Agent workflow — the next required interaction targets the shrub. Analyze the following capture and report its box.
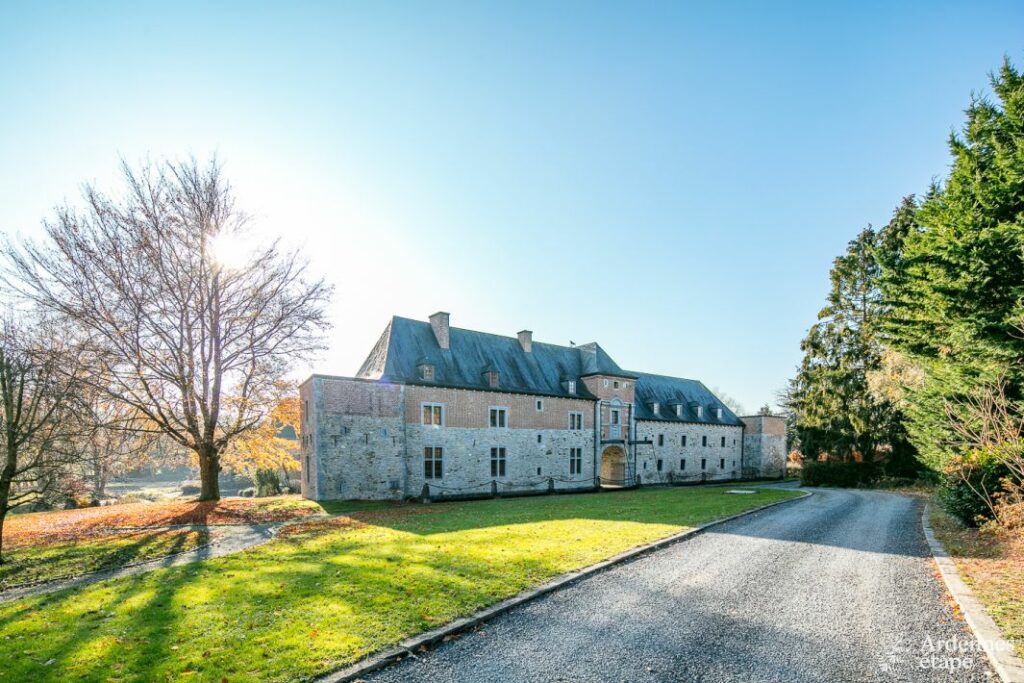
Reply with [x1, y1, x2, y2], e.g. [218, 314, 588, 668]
[940, 459, 1010, 527]
[180, 483, 201, 496]
[800, 460, 879, 487]
[255, 469, 282, 497]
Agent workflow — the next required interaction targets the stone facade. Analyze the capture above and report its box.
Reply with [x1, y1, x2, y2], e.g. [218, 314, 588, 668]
[634, 420, 744, 484]
[741, 415, 788, 479]
[301, 313, 786, 501]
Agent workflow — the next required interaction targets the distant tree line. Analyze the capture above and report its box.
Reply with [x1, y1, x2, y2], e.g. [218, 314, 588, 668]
[783, 59, 1024, 527]
[0, 157, 331, 561]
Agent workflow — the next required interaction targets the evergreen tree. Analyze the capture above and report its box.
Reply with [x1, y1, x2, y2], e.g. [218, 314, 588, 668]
[788, 211, 916, 466]
[881, 59, 1024, 471]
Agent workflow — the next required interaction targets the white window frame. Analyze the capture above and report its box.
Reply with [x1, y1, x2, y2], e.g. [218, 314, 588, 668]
[603, 379, 609, 388]
[567, 380, 577, 394]
[490, 447, 507, 477]
[489, 406, 509, 429]
[696, 406, 704, 419]
[536, 399, 544, 412]
[421, 402, 445, 427]
[568, 411, 584, 430]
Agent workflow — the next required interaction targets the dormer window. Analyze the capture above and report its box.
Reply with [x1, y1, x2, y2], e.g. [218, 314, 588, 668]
[567, 380, 576, 394]
[482, 365, 499, 388]
[695, 406, 704, 419]
[650, 402, 660, 415]
[416, 358, 435, 382]
[715, 407, 723, 420]
[675, 405, 683, 418]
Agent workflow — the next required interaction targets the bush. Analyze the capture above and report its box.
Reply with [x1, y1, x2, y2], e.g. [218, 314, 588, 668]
[800, 460, 879, 487]
[180, 483, 201, 496]
[939, 460, 1009, 527]
[255, 469, 282, 497]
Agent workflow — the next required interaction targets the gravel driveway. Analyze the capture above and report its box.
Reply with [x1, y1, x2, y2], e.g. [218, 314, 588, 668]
[363, 488, 993, 682]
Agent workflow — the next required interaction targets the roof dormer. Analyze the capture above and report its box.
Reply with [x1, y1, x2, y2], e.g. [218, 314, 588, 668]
[416, 357, 435, 382]
[650, 401, 660, 416]
[482, 364, 500, 389]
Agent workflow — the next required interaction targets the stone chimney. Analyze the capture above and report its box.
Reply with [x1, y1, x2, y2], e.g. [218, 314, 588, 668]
[429, 311, 450, 350]
[517, 329, 533, 353]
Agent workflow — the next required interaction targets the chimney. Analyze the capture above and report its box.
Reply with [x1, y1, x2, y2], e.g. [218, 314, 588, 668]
[517, 329, 533, 353]
[429, 311, 450, 350]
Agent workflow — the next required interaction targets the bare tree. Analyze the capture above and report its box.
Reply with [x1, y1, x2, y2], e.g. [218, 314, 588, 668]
[0, 314, 85, 562]
[3, 158, 332, 500]
[72, 394, 155, 504]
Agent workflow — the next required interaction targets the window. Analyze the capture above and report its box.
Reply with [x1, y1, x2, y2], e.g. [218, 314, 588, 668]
[702, 435, 708, 447]
[721, 436, 726, 447]
[681, 435, 687, 447]
[537, 434, 543, 443]
[305, 454, 311, 480]
[424, 447, 443, 479]
[603, 379, 609, 388]
[715, 407, 723, 419]
[676, 405, 683, 418]
[421, 364, 434, 381]
[536, 399, 544, 411]
[701, 458, 707, 470]
[696, 406, 703, 418]
[490, 447, 506, 477]
[651, 402, 660, 415]
[613, 380, 619, 389]
[567, 380, 577, 394]
[568, 412, 584, 430]
[720, 458, 725, 469]
[570, 447, 583, 475]
[624, 382, 630, 388]
[658, 434, 664, 446]
[537, 467, 542, 475]
[610, 409, 620, 425]
[657, 459, 663, 472]
[422, 403, 444, 426]
[304, 400, 308, 424]
[489, 407, 508, 428]
[680, 458, 686, 470]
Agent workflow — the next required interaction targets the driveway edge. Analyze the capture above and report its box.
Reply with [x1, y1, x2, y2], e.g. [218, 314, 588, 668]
[921, 504, 1024, 683]
[314, 489, 812, 683]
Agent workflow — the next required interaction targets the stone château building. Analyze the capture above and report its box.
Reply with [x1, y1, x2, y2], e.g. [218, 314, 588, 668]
[299, 312, 786, 501]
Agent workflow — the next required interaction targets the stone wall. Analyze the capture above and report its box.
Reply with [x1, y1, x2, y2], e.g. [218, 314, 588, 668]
[301, 376, 407, 500]
[633, 420, 744, 484]
[741, 415, 788, 479]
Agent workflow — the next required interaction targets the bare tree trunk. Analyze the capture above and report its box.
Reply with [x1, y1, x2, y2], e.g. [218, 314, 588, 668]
[0, 450, 15, 564]
[198, 444, 221, 500]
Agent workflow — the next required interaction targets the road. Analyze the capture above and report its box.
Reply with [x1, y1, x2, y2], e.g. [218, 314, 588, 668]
[363, 488, 993, 682]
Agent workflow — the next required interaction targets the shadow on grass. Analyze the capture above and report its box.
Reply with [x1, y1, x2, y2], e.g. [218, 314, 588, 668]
[0, 486, 801, 682]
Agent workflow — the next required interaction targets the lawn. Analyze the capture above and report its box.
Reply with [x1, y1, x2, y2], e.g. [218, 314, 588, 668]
[0, 486, 798, 682]
[0, 529, 208, 590]
[930, 504, 1024, 658]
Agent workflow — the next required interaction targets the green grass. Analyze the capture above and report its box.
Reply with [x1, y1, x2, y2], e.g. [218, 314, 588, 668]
[0, 486, 799, 682]
[0, 529, 209, 590]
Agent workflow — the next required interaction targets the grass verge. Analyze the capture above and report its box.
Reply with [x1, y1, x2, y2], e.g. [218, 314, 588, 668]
[0, 486, 798, 682]
[0, 529, 209, 591]
[930, 503, 1024, 657]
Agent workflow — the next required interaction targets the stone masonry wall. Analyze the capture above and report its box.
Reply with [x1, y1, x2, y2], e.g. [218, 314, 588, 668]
[305, 377, 407, 500]
[633, 421, 744, 484]
[741, 415, 788, 479]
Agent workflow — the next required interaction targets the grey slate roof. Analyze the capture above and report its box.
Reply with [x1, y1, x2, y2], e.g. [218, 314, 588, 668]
[630, 372, 745, 427]
[355, 316, 740, 426]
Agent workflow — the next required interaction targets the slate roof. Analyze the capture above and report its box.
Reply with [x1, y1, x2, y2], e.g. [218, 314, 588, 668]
[354, 316, 739, 425]
[630, 372, 745, 427]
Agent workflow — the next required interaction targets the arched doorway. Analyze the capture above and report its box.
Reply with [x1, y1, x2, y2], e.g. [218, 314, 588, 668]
[601, 446, 626, 485]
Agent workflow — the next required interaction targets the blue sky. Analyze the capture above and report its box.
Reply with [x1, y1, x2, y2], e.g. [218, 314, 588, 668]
[1, 1, 1022, 412]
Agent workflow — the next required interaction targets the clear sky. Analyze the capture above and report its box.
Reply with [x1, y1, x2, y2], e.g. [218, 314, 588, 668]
[1, 1, 1022, 413]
